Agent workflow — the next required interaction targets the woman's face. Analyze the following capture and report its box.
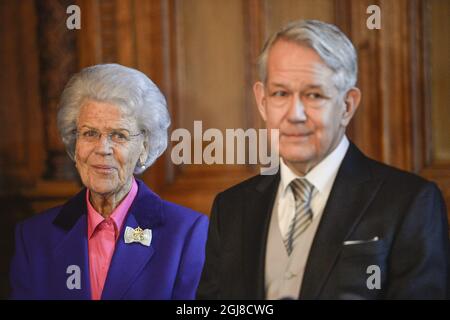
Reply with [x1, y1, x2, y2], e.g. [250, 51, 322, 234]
[75, 100, 147, 196]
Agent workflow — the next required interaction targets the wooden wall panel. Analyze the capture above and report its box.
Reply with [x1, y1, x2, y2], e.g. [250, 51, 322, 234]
[133, 0, 168, 193]
[338, 0, 384, 163]
[242, 0, 266, 130]
[175, 0, 247, 132]
[115, 0, 136, 67]
[0, 0, 45, 299]
[0, 0, 447, 217]
[158, 0, 255, 214]
[77, 0, 103, 67]
[36, 0, 79, 180]
[378, 0, 414, 170]
[420, 0, 450, 222]
[0, 0, 44, 192]
[429, 0, 450, 162]
[266, 0, 335, 33]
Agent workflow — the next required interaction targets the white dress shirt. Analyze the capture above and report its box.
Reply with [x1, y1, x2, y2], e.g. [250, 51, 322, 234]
[277, 135, 350, 240]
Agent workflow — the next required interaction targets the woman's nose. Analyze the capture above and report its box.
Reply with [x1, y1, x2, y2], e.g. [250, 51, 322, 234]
[95, 134, 113, 154]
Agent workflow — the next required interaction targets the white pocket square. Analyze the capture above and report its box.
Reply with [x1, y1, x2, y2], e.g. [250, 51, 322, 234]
[343, 236, 379, 245]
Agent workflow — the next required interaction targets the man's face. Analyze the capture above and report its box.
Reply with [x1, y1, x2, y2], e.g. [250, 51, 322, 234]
[254, 40, 360, 174]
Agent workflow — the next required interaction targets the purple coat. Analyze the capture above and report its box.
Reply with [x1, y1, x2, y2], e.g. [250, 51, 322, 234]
[10, 179, 208, 299]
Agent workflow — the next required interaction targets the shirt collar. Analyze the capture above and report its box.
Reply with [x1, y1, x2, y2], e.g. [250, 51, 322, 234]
[87, 178, 139, 239]
[280, 135, 349, 195]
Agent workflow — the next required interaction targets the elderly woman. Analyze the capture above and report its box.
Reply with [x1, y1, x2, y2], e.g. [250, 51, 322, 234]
[10, 64, 208, 300]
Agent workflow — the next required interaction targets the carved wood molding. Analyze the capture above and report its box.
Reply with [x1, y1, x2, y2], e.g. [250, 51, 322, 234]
[336, 0, 449, 220]
[36, 0, 78, 180]
[0, 1, 44, 192]
[415, 0, 450, 215]
[243, 0, 266, 131]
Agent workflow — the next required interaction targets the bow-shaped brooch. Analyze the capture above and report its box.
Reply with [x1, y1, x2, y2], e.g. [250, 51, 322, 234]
[124, 226, 152, 247]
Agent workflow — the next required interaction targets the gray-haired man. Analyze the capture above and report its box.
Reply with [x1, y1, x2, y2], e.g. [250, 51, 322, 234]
[197, 20, 449, 299]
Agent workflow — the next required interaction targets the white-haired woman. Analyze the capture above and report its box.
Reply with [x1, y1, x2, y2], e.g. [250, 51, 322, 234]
[10, 64, 208, 300]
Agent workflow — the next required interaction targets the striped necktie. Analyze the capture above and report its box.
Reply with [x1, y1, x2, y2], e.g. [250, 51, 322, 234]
[284, 178, 314, 256]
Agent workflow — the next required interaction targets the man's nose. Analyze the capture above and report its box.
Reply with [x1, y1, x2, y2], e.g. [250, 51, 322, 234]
[287, 96, 307, 122]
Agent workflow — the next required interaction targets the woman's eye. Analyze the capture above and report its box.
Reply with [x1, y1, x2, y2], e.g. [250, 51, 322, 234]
[112, 132, 127, 140]
[84, 130, 97, 137]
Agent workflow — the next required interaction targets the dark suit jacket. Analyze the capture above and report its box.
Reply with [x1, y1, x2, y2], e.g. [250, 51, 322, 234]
[197, 143, 449, 299]
[10, 179, 209, 300]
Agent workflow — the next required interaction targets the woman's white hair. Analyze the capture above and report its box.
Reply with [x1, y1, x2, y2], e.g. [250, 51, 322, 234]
[258, 19, 358, 93]
[57, 63, 170, 174]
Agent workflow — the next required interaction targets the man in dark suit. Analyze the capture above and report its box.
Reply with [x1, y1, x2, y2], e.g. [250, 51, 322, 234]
[197, 19, 449, 299]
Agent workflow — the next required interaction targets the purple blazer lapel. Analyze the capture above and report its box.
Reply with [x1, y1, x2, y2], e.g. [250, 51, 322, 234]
[101, 214, 155, 300]
[52, 190, 91, 300]
[101, 179, 163, 300]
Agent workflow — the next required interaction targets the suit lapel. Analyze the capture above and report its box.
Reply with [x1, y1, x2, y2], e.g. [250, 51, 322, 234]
[52, 189, 91, 299]
[299, 143, 383, 299]
[101, 180, 163, 300]
[243, 172, 280, 299]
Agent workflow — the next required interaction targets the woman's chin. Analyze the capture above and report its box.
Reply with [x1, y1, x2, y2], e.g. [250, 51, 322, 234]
[87, 180, 118, 196]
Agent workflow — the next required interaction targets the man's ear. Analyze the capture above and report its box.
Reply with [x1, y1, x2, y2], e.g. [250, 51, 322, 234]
[341, 87, 361, 127]
[253, 81, 267, 121]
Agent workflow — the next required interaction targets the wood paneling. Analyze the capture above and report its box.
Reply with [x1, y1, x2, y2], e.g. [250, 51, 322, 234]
[243, 0, 266, 130]
[266, 0, 335, 33]
[429, 0, 450, 162]
[115, 0, 136, 67]
[0, 0, 46, 299]
[0, 0, 44, 192]
[0, 0, 448, 216]
[175, 0, 247, 132]
[36, 0, 79, 180]
[420, 0, 450, 219]
[161, 165, 254, 215]
[133, 0, 168, 193]
[77, 0, 103, 67]
[339, 0, 384, 163]
[158, 0, 255, 213]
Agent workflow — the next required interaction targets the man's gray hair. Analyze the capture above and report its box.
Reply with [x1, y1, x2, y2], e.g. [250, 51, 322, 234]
[258, 19, 358, 93]
[57, 63, 170, 174]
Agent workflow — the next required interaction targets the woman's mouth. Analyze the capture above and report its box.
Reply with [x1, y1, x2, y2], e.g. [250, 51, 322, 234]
[91, 165, 115, 174]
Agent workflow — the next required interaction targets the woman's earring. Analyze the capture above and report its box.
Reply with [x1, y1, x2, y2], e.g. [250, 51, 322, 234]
[138, 159, 146, 170]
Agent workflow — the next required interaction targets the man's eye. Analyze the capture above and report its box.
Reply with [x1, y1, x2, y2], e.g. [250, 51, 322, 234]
[305, 92, 323, 99]
[272, 91, 288, 97]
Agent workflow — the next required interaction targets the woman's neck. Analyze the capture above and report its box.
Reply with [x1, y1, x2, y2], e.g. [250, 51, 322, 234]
[89, 179, 133, 218]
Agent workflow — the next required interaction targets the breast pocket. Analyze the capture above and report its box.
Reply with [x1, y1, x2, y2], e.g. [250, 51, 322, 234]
[336, 239, 389, 299]
[341, 238, 388, 258]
